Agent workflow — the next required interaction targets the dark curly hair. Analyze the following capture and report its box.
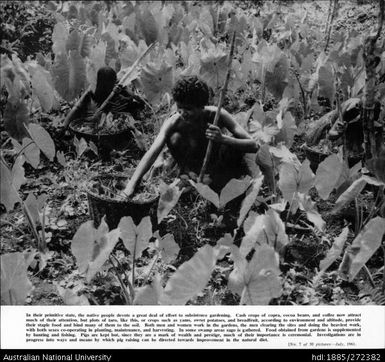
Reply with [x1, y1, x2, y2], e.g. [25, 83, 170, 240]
[93, 66, 117, 105]
[171, 75, 210, 107]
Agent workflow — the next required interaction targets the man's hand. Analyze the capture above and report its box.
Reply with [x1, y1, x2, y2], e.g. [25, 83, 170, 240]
[206, 124, 223, 143]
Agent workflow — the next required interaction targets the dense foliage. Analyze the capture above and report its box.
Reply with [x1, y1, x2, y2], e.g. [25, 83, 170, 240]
[1, 0, 384, 307]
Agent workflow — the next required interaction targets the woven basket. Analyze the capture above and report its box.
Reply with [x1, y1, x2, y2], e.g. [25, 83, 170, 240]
[86, 173, 159, 229]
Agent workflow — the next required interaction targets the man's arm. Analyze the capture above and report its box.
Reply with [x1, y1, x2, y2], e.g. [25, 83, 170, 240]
[205, 107, 259, 152]
[122, 114, 177, 197]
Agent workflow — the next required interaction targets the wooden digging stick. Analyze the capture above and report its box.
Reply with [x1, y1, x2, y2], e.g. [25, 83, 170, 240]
[90, 42, 156, 122]
[198, 32, 236, 183]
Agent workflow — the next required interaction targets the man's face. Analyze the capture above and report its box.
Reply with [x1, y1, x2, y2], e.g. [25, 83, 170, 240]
[176, 102, 201, 119]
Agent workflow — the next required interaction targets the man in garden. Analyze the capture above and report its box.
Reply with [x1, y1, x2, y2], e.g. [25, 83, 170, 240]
[122, 75, 261, 197]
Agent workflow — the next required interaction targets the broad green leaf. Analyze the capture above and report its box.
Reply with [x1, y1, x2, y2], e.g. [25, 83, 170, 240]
[56, 151, 67, 167]
[261, 208, 289, 252]
[156, 233, 180, 264]
[190, 181, 219, 209]
[215, 233, 234, 260]
[71, 218, 117, 280]
[255, 144, 272, 168]
[28, 63, 56, 112]
[0, 159, 21, 212]
[298, 159, 315, 194]
[161, 245, 217, 305]
[86, 41, 107, 91]
[157, 179, 184, 222]
[52, 22, 68, 56]
[319, 226, 349, 272]
[199, 47, 228, 91]
[24, 193, 40, 225]
[118, 216, 152, 259]
[278, 162, 298, 201]
[237, 175, 264, 227]
[228, 245, 248, 296]
[270, 144, 300, 166]
[52, 50, 87, 102]
[12, 138, 40, 169]
[298, 193, 325, 231]
[3, 101, 30, 141]
[140, 61, 173, 104]
[241, 212, 265, 258]
[73, 137, 88, 158]
[339, 217, 385, 281]
[66, 29, 81, 53]
[219, 176, 252, 209]
[27, 124, 55, 162]
[11, 157, 26, 191]
[86, 228, 121, 282]
[1, 252, 33, 305]
[241, 245, 281, 305]
[80, 32, 93, 58]
[56, 285, 90, 305]
[315, 154, 344, 200]
[275, 111, 297, 148]
[138, 9, 159, 46]
[265, 54, 289, 100]
[134, 274, 163, 305]
[332, 176, 368, 214]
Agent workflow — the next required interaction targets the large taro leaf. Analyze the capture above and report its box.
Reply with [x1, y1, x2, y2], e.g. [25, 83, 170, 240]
[71, 218, 121, 282]
[66, 29, 81, 53]
[157, 179, 184, 223]
[315, 154, 344, 200]
[215, 233, 234, 260]
[199, 47, 228, 91]
[190, 181, 219, 209]
[134, 273, 163, 305]
[140, 61, 173, 104]
[331, 175, 384, 214]
[27, 124, 55, 162]
[118, 216, 152, 259]
[265, 54, 289, 100]
[228, 245, 248, 296]
[52, 22, 68, 56]
[137, 8, 159, 46]
[261, 208, 289, 252]
[51, 50, 87, 102]
[3, 101, 30, 141]
[339, 217, 385, 281]
[297, 159, 315, 194]
[155, 233, 180, 264]
[297, 193, 325, 231]
[219, 176, 252, 209]
[278, 162, 298, 202]
[1, 252, 33, 305]
[12, 138, 40, 169]
[161, 245, 217, 305]
[275, 111, 297, 148]
[11, 157, 26, 192]
[237, 175, 264, 227]
[0, 158, 22, 212]
[319, 226, 349, 272]
[241, 245, 281, 305]
[28, 63, 56, 112]
[241, 211, 266, 258]
[86, 41, 107, 92]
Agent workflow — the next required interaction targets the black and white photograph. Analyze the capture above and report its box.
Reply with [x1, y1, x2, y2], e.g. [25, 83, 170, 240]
[1, 0, 384, 355]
